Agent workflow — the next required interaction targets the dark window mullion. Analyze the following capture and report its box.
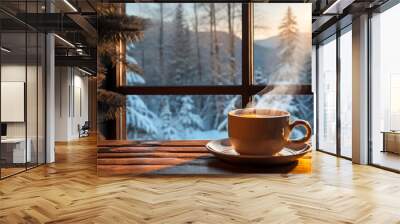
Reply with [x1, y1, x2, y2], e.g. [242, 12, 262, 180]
[249, 85, 313, 96]
[116, 85, 312, 95]
[316, 44, 320, 151]
[241, 2, 251, 107]
[36, 0, 39, 167]
[367, 11, 373, 165]
[117, 86, 245, 95]
[0, 19, 2, 179]
[25, 1, 28, 171]
[336, 28, 341, 157]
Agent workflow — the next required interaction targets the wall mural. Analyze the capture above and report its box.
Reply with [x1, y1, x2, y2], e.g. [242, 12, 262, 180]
[97, 3, 312, 141]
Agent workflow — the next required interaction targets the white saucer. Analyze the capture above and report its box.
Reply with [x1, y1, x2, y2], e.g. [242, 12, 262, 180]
[206, 139, 311, 165]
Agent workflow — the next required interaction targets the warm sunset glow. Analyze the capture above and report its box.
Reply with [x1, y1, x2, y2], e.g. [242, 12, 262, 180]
[253, 3, 312, 40]
[127, 3, 311, 40]
[126, 3, 243, 37]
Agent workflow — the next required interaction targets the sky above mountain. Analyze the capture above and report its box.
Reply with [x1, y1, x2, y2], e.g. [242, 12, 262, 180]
[126, 3, 243, 36]
[126, 3, 311, 41]
[253, 3, 312, 40]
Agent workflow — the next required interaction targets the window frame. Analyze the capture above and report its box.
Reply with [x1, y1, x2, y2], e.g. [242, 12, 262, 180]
[113, 2, 313, 139]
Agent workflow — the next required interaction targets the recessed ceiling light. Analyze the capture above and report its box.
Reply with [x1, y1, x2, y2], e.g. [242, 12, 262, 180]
[323, 0, 355, 15]
[54, 34, 75, 48]
[78, 67, 93, 76]
[63, 0, 78, 12]
[1, 47, 11, 53]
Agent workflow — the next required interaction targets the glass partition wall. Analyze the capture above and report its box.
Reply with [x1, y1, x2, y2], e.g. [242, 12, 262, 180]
[317, 35, 337, 155]
[339, 26, 352, 158]
[370, 3, 400, 171]
[316, 0, 400, 170]
[316, 26, 352, 159]
[0, 1, 46, 179]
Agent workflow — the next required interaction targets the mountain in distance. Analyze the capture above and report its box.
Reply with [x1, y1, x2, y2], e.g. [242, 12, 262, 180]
[129, 18, 311, 85]
[253, 32, 312, 78]
[254, 32, 311, 50]
[130, 21, 244, 85]
[255, 35, 280, 49]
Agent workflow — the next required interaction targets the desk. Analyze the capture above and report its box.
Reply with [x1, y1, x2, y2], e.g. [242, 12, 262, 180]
[1, 138, 31, 163]
[382, 131, 400, 154]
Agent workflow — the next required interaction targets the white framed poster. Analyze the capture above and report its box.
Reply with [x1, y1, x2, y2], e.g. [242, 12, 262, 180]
[1, 81, 25, 122]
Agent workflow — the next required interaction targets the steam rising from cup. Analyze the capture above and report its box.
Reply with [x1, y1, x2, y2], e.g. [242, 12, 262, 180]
[247, 5, 312, 116]
[246, 48, 309, 114]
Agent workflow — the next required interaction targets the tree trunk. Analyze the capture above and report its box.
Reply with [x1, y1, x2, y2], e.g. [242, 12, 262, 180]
[141, 49, 145, 72]
[228, 3, 236, 84]
[193, 3, 203, 84]
[208, 3, 223, 128]
[159, 4, 165, 84]
[212, 4, 221, 80]
[208, 4, 218, 128]
[209, 3, 216, 82]
[214, 4, 223, 128]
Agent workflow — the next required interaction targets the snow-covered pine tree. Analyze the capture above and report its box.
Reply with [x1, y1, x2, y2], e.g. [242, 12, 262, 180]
[278, 7, 298, 63]
[158, 3, 166, 85]
[254, 66, 265, 85]
[159, 98, 178, 140]
[176, 96, 204, 136]
[126, 95, 159, 139]
[291, 96, 314, 134]
[254, 5, 314, 128]
[217, 95, 240, 131]
[255, 7, 300, 111]
[276, 7, 312, 138]
[300, 56, 312, 84]
[272, 6, 300, 84]
[126, 44, 146, 85]
[193, 3, 203, 84]
[200, 95, 216, 129]
[124, 43, 159, 139]
[168, 3, 194, 85]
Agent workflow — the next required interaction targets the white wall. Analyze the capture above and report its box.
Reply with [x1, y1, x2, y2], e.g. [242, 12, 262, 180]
[72, 73, 89, 137]
[1, 65, 26, 140]
[55, 67, 89, 141]
[55, 66, 70, 141]
[1, 65, 40, 137]
[1, 63, 46, 164]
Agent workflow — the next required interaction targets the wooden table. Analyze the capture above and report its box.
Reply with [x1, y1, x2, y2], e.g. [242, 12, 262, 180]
[1, 138, 32, 165]
[97, 140, 312, 176]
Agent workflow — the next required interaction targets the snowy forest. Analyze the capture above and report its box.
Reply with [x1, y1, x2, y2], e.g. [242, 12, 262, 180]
[125, 3, 313, 140]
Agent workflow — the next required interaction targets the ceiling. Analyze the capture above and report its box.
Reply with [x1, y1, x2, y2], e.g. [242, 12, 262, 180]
[0, 0, 394, 70]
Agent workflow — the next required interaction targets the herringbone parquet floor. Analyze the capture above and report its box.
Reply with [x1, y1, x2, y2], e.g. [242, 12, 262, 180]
[1, 136, 400, 224]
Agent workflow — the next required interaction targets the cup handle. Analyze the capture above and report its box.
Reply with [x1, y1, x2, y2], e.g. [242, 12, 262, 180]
[288, 120, 312, 146]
